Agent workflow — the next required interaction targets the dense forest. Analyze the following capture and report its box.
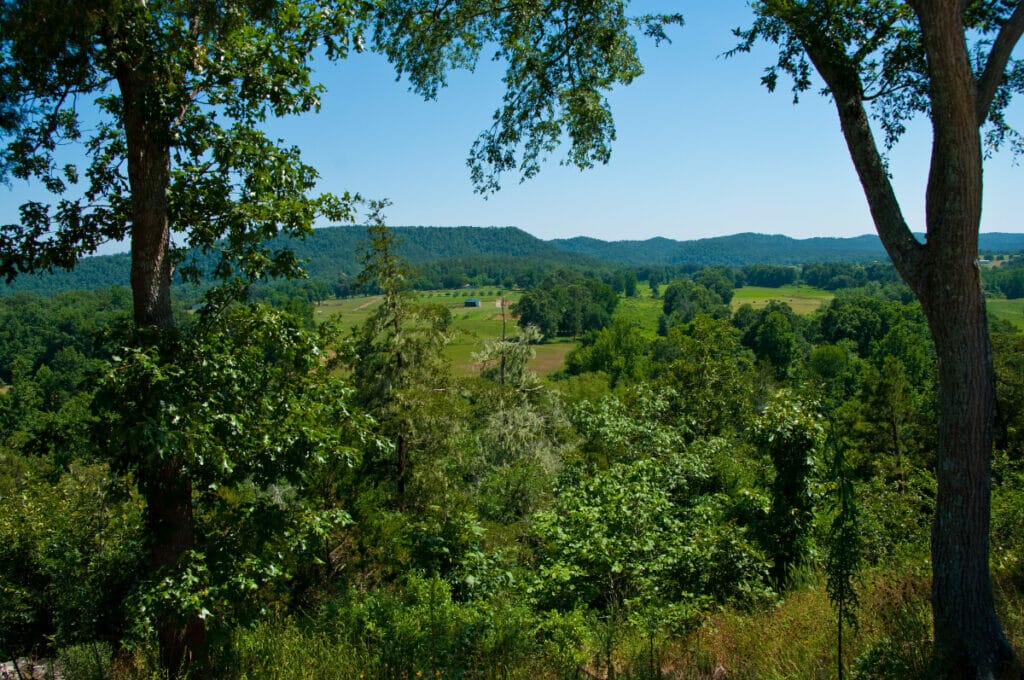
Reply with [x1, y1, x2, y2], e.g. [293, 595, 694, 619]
[3, 0, 1024, 678]
[3, 236, 1024, 677]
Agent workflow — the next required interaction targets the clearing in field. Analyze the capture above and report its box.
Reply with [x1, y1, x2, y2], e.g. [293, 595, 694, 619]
[731, 285, 834, 315]
[316, 289, 576, 377]
[612, 291, 664, 337]
[530, 343, 577, 376]
[610, 285, 834, 337]
[987, 298, 1024, 331]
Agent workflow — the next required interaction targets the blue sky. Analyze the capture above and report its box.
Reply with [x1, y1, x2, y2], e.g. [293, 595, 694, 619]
[2, 2, 1021, 248]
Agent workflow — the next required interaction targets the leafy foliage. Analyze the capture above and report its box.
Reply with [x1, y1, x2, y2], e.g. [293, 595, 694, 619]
[0, 1, 362, 297]
[91, 302, 371, 640]
[531, 450, 772, 617]
[372, 0, 681, 193]
[514, 273, 618, 340]
[753, 393, 825, 588]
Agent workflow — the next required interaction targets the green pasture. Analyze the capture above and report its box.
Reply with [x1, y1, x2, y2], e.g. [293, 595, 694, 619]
[731, 285, 834, 314]
[611, 284, 835, 337]
[316, 284, 838, 377]
[612, 291, 664, 337]
[987, 297, 1024, 331]
[315, 289, 576, 377]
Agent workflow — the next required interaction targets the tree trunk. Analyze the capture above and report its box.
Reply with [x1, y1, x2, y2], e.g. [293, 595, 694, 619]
[144, 460, 206, 677]
[397, 430, 410, 510]
[797, 2, 1021, 671]
[118, 64, 205, 676]
[909, 5, 1019, 674]
[118, 67, 174, 330]
[917, 256, 1019, 678]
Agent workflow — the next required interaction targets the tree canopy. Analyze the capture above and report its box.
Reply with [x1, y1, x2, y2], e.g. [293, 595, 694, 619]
[0, 0, 363, 326]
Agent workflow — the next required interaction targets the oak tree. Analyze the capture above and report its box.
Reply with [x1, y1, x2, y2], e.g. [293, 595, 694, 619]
[732, 2, 1024, 674]
[1, 0, 364, 673]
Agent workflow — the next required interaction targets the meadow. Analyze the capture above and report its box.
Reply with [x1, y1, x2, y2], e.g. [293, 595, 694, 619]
[731, 285, 835, 314]
[987, 297, 1024, 331]
[316, 288, 579, 377]
[315, 284, 840, 378]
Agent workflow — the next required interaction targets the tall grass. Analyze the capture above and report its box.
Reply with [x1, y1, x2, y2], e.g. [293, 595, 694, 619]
[669, 562, 951, 680]
[58, 565, 1023, 680]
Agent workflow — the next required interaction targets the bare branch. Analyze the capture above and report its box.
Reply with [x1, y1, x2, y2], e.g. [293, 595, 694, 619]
[975, 2, 1024, 125]
[862, 81, 915, 102]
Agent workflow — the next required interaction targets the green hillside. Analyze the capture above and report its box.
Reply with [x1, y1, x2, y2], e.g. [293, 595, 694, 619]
[554, 232, 1024, 265]
[4, 227, 1023, 296]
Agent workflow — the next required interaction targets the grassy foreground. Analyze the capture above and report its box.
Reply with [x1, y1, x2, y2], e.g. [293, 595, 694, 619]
[75, 561, 1022, 679]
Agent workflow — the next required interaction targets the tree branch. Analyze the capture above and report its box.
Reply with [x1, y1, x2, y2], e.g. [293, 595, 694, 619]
[975, 2, 1024, 125]
[791, 16, 924, 283]
[851, 17, 897, 66]
[173, 14, 207, 132]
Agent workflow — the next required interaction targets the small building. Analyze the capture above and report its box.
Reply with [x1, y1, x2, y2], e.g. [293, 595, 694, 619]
[464, 298, 482, 307]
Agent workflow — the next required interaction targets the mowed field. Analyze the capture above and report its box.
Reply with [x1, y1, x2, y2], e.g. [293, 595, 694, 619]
[615, 284, 835, 333]
[315, 284, 839, 377]
[731, 285, 834, 314]
[987, 297, 1024, 331]
[315, 289, 579, 377]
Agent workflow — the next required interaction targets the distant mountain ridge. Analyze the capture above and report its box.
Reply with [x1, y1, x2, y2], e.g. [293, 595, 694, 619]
[550, 232, 892, 265]
[4, 226, 1023, 295]
[281, 225, 573, 279]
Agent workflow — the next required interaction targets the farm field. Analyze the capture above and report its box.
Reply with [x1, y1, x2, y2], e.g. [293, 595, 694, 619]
[611, 284, 835, 337]
[987, 297, 1024, 330]
[315, 289, 578, 377]
[731, 285, 834, 314]
[316, 284, 842, 378]
[612, 290, 663, 337]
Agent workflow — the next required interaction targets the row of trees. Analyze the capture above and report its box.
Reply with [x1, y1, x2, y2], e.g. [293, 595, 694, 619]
[514, 274, 620, 340]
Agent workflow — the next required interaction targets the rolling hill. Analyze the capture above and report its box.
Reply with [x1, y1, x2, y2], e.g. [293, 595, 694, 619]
[3, 226, 1023, 296]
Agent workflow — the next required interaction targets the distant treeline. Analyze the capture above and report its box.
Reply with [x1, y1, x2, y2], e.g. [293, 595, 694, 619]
[7, 225, 1023, 299]
[261, 261, 905, 311]
[982, 256, 1024, 299]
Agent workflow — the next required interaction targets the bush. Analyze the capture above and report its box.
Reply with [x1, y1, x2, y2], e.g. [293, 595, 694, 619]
[852, 602, 931, 679]
[57, 642, 114, 680]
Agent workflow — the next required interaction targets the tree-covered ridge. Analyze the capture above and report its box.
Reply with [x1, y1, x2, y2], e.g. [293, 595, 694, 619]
[5, 228, 1024, 297]
[556, 232, 1024, 266]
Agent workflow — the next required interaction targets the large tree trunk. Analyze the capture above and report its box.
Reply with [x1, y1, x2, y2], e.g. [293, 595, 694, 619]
[119, 67, 174, 330]
[797, 1, 1022, 672]
[118, 65, 206, 676]
[910, 5, 1019, 674]
[917, 254, 1017, 678]
[144, 461, 207, 676]
[796, 2, 1021, 673]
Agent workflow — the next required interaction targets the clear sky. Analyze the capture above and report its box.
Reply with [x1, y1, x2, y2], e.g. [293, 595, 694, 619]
[2, 2, 1021, 249]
